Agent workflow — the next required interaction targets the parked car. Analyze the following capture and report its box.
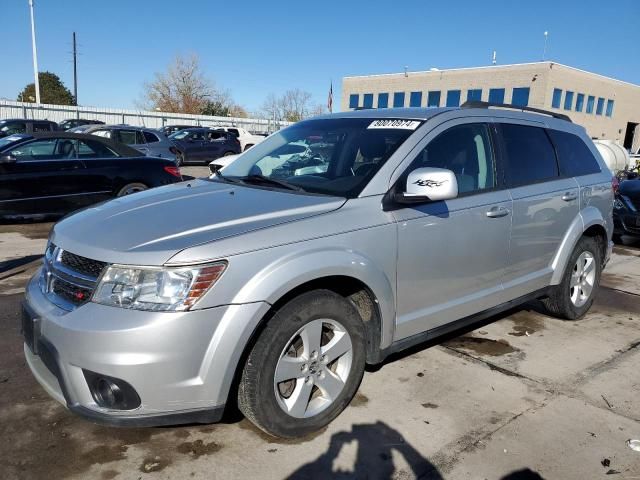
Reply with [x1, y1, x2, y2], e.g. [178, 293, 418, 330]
[59, 119, 105, 131]
[162, 125, 194, 137]
[0, 132, 182, 220]
[0, 118, 58, 138]
[84, 125, 177, 161]
[613, 178, 640, 241]
[210, 126, 265, 151]
[22, 103, 613, 438]
[169, 128, 241, 165]
[67, 124, 98, 134]
[208, 141, 310, 175]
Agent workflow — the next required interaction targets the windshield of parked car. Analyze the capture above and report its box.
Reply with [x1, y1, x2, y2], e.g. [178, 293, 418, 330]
[216, 118, 421, 197]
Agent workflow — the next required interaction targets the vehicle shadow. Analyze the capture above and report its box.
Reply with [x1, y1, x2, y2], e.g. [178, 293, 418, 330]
[286, 421, 442, 480]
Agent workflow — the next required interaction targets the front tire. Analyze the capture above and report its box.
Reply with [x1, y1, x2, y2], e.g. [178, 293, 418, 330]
[238, 290, 366, 438]
[542, 236, 602, 320]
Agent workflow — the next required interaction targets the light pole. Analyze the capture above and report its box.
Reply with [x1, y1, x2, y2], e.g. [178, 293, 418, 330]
[542, 31, 549, 61]
[28, 0, 41, 104]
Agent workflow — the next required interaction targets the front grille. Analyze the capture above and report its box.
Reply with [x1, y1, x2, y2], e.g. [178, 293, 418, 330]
[51, 276, 93, 305]
[60, 250, 107, 279]
[43, 246, 108, 311]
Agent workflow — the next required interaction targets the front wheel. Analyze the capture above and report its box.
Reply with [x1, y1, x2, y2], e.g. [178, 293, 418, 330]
[237, 290, 366, 438]
[542, 236, 602, 320]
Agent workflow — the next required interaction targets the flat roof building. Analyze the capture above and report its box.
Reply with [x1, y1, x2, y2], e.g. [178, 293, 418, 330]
[342, 62, 640, 152]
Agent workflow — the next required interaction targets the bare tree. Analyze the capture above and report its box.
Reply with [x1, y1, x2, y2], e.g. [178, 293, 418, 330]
[261, 89, 320, 122]
[143, 54, 223, 114]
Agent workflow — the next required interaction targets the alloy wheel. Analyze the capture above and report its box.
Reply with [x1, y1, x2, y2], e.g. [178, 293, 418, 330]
[569, 251, 596, 307]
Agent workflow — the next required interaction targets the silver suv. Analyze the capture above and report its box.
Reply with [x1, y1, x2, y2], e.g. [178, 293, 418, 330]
[23, 103, 613, 438]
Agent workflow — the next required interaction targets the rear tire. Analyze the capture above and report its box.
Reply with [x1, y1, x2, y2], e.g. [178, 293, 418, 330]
[176, 152, 184, 167]
[223, 151, 236, 156]
[238, 290, 366, 438]
[542, 236, 602, 320]
[117, 183, 147, 197]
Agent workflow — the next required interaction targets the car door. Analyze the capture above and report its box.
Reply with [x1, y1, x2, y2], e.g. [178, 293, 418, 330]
[496, 122, 580, 299]
[0, 138, 84, 217]
[71, 138, 121, 206]
[393, 121, 513, 340]
[186, 131, 208, 161]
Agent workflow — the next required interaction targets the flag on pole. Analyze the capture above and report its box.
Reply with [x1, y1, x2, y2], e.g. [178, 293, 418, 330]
[327, 81, 333, 113]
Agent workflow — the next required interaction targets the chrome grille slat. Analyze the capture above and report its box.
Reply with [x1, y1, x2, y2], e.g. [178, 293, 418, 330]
[42, 244, 108, 311]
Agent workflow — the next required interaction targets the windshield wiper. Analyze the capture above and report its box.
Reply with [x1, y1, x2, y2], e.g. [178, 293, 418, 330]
[240, 174, 304, 192]
[213, 170, 241, 184]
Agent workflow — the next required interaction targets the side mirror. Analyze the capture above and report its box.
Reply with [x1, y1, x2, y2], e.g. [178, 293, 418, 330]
[0, 154, 17, 164]
[397, 167, 458, 204]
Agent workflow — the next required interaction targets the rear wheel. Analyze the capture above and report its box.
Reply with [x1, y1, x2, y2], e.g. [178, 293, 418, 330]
[238, 290, 366, 438]
[542, 236, 602, 320]
[176, 152, 185, 166]
[223, 151, 236, 156]
[117, 183, 147, 197]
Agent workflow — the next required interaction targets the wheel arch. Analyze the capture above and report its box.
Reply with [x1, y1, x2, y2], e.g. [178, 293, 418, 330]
[550, 206, 609, 285]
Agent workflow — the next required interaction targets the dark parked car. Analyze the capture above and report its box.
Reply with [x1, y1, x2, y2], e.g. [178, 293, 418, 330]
[613, 179, 640, 241]
[59, 119, 105, 130]
[169, 128, 241, 165]
[0, 119, 58, 138]
[162, 125, 194, 136]
[0, 132, 182, 220]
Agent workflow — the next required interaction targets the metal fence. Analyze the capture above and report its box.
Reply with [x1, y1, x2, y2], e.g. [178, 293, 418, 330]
[0, 100, 289, 133]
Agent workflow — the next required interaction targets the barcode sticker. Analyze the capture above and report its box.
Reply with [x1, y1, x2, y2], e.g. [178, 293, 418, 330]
[367, 119, 421, 130]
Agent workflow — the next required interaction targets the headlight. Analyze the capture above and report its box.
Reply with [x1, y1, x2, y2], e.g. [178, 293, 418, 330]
[92, 262, 226, 311]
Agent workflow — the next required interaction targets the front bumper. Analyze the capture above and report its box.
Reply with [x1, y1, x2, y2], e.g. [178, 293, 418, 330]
[23, 268, 270, 426]
[613, 210, 640, 237]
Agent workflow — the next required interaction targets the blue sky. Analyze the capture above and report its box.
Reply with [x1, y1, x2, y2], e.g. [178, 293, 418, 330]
[2, 0, 639, 114]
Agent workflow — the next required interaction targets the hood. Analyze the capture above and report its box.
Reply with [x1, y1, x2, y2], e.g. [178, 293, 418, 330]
[51, 179, 345, 265]
[619, 179, 640, 197]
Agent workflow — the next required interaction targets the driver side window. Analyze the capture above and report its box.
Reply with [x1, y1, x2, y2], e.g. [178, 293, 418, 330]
[409, 123, 495, 195]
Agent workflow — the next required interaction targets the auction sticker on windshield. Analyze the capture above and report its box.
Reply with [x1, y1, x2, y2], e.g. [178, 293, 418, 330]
[368, 119, 421, 130]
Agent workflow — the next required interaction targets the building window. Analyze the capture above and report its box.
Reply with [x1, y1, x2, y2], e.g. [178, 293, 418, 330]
[606, 99, 614, 117]
[552, 88, 562, 108]
[427, 91, 441, 107]
[446, 90, 461, 107]
[575, 93, 584, 112]
[363, 93, 374, 109]
[409, 91, 422, 107]
[467, 89, 482, 102]
[511, 87, 530, 107]
[377, 93, 389, 108]
[349, 94, 359, 109]
[393, 92, 405, 108]
[596, 97, 605, 115]
[488, 88, 505, 104]
[564, 91, 574, 111]
[586, 95, 595, 114]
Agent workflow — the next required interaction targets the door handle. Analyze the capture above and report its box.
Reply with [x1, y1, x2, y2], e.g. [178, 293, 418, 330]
[561, 192, 578, 201]
[486, 206, 510, 218]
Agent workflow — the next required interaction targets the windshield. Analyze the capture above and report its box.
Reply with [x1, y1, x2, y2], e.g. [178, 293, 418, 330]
[169, 130, 193, 140]
[218, 118, 420, 197]
[0, 135, 29, 150]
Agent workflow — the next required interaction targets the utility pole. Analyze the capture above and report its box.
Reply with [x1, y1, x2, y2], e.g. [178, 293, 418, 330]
[28, 0, 41, 104]
[73, 31, 78, 117]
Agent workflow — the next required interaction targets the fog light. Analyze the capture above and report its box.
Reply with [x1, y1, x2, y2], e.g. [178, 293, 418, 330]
[95, 378, 123, 408]
[84, 370, 141, 410]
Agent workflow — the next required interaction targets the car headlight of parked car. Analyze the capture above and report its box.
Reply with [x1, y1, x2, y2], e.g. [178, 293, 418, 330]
[614, 195, 637, 212]
[92, 262, 226, 311]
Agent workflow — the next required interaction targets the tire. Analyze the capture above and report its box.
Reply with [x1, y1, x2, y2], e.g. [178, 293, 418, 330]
[238, 289, 366, 438]
[223, 151, 236, 156]
[116, 182, 148, 197]
[176, 152, 184, 167]
[542, 236, 602, 320]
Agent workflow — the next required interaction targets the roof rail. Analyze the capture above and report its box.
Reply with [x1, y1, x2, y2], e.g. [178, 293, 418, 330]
[460, 100, 572, 122]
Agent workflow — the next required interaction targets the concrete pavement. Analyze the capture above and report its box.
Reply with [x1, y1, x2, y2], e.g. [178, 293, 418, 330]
[0, 221, 638, 480]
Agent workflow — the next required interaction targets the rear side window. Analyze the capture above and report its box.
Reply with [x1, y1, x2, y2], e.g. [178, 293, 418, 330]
[117, 130, 139, 145]
[76, 139, 118, 159]
[547, 129, 601, 177]
[143, 131, 160, 143]
[228, 129, 240, 137]
[33, 122, 53, 132]
[500, 124, 558, 187]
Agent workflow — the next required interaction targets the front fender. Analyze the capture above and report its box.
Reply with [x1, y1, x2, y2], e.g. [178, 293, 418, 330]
[229, 247, 396, 349]
[550, 206, 606, 284]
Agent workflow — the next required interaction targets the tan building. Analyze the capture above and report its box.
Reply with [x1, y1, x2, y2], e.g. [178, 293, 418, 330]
[342, 62, 640, 152]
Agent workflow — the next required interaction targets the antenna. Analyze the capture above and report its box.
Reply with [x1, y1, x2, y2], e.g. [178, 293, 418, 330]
[492, 50, 497, 65]
[542, 31, 549, 61]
